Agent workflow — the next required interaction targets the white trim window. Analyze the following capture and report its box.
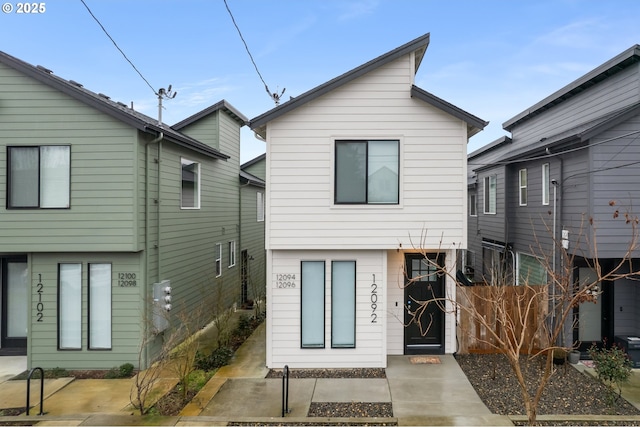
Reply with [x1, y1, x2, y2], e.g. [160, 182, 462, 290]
[469, 193, 477, 217]
[88, 263, 112, 350]
[519, 169, 527, 206]
[228, 241, 236, 268]
[8, 145, 70, 209]
[58, 263, 82, 350]
[257, 192, 265, 222]
[181, 158, 200, 209]
[215, 243, 222, 277]
[542, 163, 550, 205]
[483, 175, 496, 214]
[335, 140, 399, 204]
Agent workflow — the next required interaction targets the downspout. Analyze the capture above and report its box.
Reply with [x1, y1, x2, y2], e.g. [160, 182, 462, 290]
[145, 131, 163, 367]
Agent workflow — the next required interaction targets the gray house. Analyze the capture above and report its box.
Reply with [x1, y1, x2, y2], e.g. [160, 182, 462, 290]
[0, 50, 264, 370]
[467, 45, 640, 353]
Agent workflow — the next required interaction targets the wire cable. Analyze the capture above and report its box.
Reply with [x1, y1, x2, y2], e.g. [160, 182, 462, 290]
[223, 0, 283, 104]
[79, 0, 157, 95]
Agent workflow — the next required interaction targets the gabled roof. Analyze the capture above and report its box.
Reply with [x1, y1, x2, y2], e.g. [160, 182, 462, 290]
[172, 99, 248, 129]
[249, 33, 431, 137]
[503, 45, 640, 131]
[0, 50, 230, 160]
[410, 86, 488, 137]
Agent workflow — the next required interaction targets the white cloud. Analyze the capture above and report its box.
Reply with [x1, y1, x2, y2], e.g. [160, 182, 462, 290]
[336, 0, 379, 21]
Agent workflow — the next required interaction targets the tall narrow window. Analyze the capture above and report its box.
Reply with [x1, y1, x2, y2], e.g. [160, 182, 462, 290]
[469, 193, 477, 216]
[181, 158, 200, 209]
[519, 169, 527, 206]
[228, 241, 236, 267]
[542, 163, 550, 205]
[335, 140, 399, 204]
[8, 145, 70, 208]
[483, 175, 496, 214]
[332, 261, 356, 348]
[301, 261, 325, 348]
[257, 192, 265, 222]
[59, 263, 82, 350]
[89, 263, 111, 349]
[215, 243, 222, 277]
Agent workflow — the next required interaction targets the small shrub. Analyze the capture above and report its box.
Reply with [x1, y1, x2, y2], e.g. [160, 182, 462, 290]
[105, 363, 135, 379]
[194, 346, 234, 371]
[588, 342, 633, 406]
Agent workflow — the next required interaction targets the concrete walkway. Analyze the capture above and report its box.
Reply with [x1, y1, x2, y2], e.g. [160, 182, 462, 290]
[2, 321, 640, 425]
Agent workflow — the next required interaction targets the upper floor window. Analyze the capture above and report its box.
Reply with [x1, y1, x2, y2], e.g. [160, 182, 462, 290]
[542, 163, 550, 205]
[469, 193, 477, 216]
[7, 145, 70, 209]
[335, 140, 399, 205]
[257, 192, 265, 222]
[519, 169, 527, 206]
[215, 243, 222, 277]
[483, 175, 496, 214]
[181, 158, 200, 209]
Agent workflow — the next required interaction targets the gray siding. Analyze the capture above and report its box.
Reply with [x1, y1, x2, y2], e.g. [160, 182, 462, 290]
[510, 64, 640, 149]
[590, 113, 640, 257]
[475, 165, 507, 243]
[0, 62, 140, 252]
[240, 184, 266, 302]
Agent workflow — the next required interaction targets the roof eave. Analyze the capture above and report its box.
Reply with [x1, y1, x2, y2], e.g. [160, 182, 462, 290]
[172, 99, 249, 129]
[503, 45, 640, 131]
[249, 33, 431, 133]
[411, 85, 488, 136]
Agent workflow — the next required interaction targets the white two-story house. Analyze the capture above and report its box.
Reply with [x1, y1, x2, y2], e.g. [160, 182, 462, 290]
[250, 33, 487, 368]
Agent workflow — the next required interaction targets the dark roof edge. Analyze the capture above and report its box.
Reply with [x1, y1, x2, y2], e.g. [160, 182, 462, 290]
[468, 136, 512, 159]
[239, 170, 265, 187]
[503, 45, 640, 131]
[411, 86, 488, 135]
[249, 33, 431, 132]
[172, 99, 248, 129]
[241, 153, 266, 169]
[0, 50, 231, 160]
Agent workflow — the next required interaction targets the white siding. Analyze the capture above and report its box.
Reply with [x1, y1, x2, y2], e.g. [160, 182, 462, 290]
[265, 56, 468, 251]
[268, 249, 386, 368]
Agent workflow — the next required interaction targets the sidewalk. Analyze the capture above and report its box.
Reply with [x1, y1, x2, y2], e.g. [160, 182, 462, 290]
[4, 320, 640, 425]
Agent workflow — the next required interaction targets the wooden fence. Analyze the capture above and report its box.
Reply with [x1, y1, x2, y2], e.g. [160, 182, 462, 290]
[456, 285, 550, 354]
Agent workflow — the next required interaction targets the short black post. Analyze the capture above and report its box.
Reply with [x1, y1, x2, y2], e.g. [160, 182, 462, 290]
[26, 367, 45, 416]
[281, 365, 290, 417]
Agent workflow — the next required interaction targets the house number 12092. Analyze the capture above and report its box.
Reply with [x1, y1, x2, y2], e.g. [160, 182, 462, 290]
[371, 274, 378, 323]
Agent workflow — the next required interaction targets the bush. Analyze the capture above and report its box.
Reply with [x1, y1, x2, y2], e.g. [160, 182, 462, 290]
[588, 342, 633, 406]
[194, 346, 234, 371]
[105, 363, 135, 379]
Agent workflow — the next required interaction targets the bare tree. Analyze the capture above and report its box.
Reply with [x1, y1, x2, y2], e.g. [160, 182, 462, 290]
[405, 204, 639, 424]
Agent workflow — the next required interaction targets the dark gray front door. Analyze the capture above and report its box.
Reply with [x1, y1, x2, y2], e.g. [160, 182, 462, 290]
[404, 253, 444, 354]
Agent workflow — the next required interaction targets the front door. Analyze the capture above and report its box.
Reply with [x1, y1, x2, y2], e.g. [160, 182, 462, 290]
[573, 263, 614, 352]
[1, 256, 28, 355]
[404, 253, 445, 354]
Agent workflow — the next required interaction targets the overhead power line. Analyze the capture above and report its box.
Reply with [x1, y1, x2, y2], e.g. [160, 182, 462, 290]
[79, 0, 156, 96]
[223, 0, 285, 105]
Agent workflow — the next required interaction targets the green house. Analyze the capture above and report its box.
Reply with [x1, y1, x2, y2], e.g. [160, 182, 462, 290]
[0, 50, 265, 369]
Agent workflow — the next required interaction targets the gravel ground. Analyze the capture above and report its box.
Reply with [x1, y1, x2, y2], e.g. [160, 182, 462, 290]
[456, 353, 640, 417]
[266, 368, 386, 379]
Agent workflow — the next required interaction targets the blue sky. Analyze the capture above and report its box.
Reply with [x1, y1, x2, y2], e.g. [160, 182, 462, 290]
[2, 0, 640, 162]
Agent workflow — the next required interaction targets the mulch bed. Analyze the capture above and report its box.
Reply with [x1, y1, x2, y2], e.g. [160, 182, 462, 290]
[266, 368, 386, 379]
[456, 353, 640, 417]
[308, 402, 393, 418]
